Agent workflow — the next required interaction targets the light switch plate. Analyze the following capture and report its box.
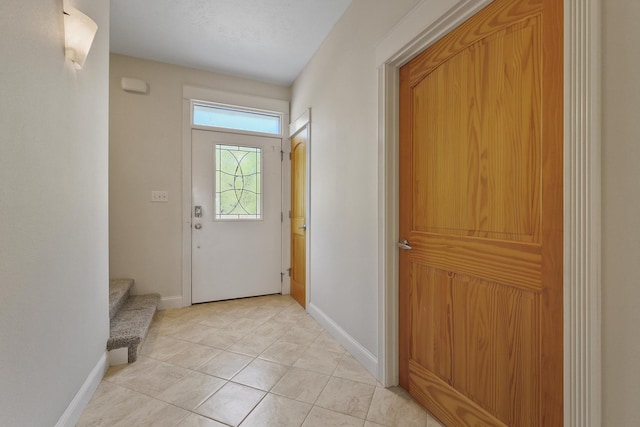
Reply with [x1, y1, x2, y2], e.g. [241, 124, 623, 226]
[151, 190, 168, 202]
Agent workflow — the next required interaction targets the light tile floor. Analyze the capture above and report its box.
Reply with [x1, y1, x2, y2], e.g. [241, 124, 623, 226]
[78, 294, 443, 427]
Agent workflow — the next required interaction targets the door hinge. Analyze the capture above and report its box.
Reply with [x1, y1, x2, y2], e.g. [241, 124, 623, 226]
[280, 272, 284, 283]
[289, 210, 291, 218]
[281, 212, 283, 223]
[287, 268, 291, 277]
[281, 150, 284, 161]
[289, 152, 292, 160]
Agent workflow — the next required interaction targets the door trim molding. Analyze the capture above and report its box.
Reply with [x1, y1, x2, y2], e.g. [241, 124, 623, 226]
[289, 108, 310, 136]
[375, 0, 601, 425]
[564, 0, 601, 425]
[181, 98, 192, 308]
[181, 86, 290, 307]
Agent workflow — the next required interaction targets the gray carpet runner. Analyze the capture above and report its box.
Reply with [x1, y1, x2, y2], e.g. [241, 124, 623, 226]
[108, 279, 159, 363]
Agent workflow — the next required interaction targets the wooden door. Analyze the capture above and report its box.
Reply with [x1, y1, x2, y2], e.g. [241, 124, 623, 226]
[290, 129, 307, 308]
[398, 0, 563, 425]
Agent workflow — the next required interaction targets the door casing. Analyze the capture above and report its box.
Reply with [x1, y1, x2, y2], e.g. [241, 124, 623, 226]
[181, 86, 290, 307]
[375, 0, 602, 425]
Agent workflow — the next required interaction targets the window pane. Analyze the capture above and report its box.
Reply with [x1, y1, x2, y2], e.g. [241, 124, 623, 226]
[194, 104, 281, 135]
[215, 144, 262, 220]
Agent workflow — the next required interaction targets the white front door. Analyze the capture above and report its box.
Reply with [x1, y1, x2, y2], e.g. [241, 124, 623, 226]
[191, 129, 282, 303]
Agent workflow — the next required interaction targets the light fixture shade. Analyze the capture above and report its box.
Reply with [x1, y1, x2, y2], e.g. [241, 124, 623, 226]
[63, 5, 98, 69]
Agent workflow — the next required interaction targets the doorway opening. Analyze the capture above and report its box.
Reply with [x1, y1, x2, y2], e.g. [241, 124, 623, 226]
[181, 87, 290, 306]
[376, 0, 601, 425]
[288, 109, 311, 309]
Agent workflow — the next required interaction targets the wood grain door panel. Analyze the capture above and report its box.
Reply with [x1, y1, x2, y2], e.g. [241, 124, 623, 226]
[406, 263, 541, 426]
[411, 17, 541, 243]
[399, 0, 563, 425]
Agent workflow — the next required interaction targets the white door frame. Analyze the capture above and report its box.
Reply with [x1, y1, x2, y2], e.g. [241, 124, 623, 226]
[181, 86, 290, 306]
[375, 1, 601, 426]
[289, 109, 312, 308]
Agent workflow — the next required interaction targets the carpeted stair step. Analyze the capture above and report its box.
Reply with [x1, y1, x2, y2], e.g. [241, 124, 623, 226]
[107, 282, 160, 363]
[109, 279, 133, 321]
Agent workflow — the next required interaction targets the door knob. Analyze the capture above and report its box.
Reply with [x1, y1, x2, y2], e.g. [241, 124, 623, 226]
[194, 223, 202, 230]
[298, 224, 307, 231]
[397, 239, 412, 250]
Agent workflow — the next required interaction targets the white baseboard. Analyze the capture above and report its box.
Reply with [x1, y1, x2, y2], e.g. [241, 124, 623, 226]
[55, 351, 107, 427]
[158, 296, 184, 310]
[307, 303, 379, 379]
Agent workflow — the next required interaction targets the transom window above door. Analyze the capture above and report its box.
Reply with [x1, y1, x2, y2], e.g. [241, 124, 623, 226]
[193, 103, 282, 136]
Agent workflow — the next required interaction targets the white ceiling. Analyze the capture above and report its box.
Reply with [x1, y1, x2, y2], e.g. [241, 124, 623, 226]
[110, 0, 353, 86]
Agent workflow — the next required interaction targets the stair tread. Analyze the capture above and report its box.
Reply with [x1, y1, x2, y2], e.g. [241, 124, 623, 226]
[108, 292, 160, 363]
[109, 279, 134, 320]
[108, 308, 155, 347]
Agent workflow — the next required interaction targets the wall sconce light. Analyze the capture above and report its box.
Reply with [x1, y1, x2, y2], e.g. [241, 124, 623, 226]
[63, 4, 98, 69]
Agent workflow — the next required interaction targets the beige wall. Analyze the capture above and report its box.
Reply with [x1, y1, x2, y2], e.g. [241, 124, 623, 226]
[109, 55, 290, 300]
[0, 0, 110, 425]
[602, 2, 640, 424]
[290, 0, 420, 358]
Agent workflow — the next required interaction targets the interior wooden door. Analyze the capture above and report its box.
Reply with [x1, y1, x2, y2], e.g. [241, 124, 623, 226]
[398, 0, 563, 425]
[290, 129, 307, 308]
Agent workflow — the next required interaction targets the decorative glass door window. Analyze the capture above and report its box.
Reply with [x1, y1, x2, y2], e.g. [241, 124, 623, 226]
[215, 144, 262, 220]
